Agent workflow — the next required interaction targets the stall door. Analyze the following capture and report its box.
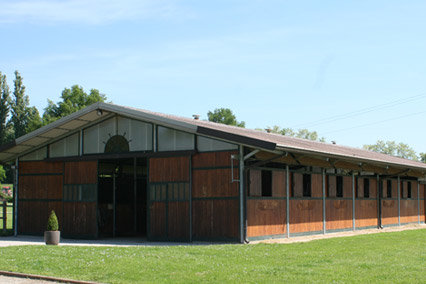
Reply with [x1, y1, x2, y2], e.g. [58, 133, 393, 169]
[148, 156, 190, 241]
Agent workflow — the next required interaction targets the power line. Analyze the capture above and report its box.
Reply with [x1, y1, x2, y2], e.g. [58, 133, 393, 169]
[292, 92, 426, 129]
[321, 110, 426, 135]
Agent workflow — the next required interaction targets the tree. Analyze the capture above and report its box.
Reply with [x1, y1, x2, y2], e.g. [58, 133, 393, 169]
[263, 125, 325, 142]
[0, 165, 5, 182]
[43, 85, 107, 124]
[207, 108, 245, 128]
[363, 140, 419, 160]
[0, 72, 11, 145]
[420, 153, 426, 163]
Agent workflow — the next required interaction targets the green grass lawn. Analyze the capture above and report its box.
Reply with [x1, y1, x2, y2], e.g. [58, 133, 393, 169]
[0, 229, 425, 283]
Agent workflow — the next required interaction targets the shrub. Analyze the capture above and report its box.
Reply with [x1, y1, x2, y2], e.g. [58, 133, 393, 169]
[47, 210, 59, 231]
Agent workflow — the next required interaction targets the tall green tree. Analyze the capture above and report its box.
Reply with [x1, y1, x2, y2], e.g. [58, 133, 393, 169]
[207, 108, 245, 128]
[10, 71, 31, 138]
[363, 140, 418, 160]
[43, 85, 107, 124]
[0, 72, 11, 145]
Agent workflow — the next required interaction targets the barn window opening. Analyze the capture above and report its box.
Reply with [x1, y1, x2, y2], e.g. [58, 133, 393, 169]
[303, 174, 311, 197]
[364, 178, 370, 198]
[407, 182, 412, 198]
[336, 176, 343, 197]
[387, 180, 392, 198]
[261, 170, 272, 197]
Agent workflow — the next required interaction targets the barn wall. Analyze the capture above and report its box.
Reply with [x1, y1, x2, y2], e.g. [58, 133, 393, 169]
[62, 161, 98, 238]
[192, 151, 239, 241]
[326, 176, 353, 231]
[18, 161, 63, 235]
[381, 179, 399, 226]
[148, 156, 190, 241]
[289, 173, 323, 234]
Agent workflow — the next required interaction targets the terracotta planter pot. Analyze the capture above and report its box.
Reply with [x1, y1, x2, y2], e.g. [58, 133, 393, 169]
[44, 231, 60, 245]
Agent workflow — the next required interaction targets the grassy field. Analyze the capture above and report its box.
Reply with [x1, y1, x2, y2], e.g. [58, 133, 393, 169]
[0, 229, 424, 283]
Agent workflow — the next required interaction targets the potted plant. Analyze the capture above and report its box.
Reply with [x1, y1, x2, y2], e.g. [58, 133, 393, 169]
[44, 210, 60, 245]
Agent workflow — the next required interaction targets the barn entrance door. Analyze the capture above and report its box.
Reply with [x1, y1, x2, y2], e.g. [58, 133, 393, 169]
[148, 156, 190, 241]
[98, 158, 147, 238]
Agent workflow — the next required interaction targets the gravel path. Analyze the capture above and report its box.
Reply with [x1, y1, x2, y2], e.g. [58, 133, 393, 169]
[0, 275, 55, 284]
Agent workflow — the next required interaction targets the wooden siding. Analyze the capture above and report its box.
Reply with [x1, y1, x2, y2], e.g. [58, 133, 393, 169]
[400, 200, 418, 224]
[381, 199, 398, 226]
[272, 171, 286, 197]
[65, 161, 97, 184]
[62, 202, 97, 237]
[311, 174, 322, 198]
[18, 161, 64, 235]
[20, 161, 63, 175]
[192, 151, 238, 168]
[192, 199, 239, 240]
[192, 168, 238, 198]
[20, 175, 62, 200]
[18, 201, 62, 234]
[191, 151, 240, 241]
[148, 156, 190, 241]
[343, 176, 352, 197]
[289, 200, 323, 233]
[149, 202, 166, 238]
[149, 156, 190, 182]
[247, 199, 286, 237]
[326, 200, 352, 230]
[419, 184, 425, 199]
[355, 200, 377, 228]
[249, 170, 261, 197]
[168, 201, 190, 240]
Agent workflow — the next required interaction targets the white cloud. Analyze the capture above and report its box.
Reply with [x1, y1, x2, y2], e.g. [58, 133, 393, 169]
[0, 0, 184, 24]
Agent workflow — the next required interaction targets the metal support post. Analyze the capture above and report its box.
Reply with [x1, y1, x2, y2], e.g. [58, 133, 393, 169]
[397, 176, 401, 226]
[286, 165, 290, 238]
[352, 173, 356, 230]
[239, 146, 244, 243]
[322, 169, 326, 234]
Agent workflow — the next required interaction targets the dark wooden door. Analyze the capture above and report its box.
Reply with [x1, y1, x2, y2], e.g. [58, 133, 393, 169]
[148, 156, 190, 241]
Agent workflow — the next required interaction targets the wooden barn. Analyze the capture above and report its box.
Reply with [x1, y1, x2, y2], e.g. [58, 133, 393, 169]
[0, 102, 424, 242]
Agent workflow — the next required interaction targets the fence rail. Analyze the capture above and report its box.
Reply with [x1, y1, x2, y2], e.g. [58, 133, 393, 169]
[0, 201, 13, 233]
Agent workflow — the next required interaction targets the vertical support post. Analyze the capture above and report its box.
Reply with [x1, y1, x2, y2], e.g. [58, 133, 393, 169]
[322, 169, 326, 234]
[397, 176, 401, 226]
[239, 146, 244, 243]
[133, 158, 137, 233]
[352, 172, 356, 231]
[14, 158, 18, 237]
[2, 202, 6, 234]
[377, 174, 381, 228]
[418, 181, 420, 224]
[189, 155, 193, 242]
[113, 169, 116, 238]
[153, 124, 157, 152]
[286, 165, 290, 238]
[79, 129, 83, 156]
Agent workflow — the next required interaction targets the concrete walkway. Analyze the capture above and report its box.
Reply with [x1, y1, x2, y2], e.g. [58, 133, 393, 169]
[0, 223, 424, 247]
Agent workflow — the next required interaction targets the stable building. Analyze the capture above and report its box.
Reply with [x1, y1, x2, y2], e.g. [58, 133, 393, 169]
[0, 102, 424, 242]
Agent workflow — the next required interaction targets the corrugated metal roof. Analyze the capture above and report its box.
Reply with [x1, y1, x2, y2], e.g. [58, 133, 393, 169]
[1, 102, 425, 173]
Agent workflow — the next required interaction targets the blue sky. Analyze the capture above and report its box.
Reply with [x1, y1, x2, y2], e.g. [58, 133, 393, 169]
[1, 0, 425, 153]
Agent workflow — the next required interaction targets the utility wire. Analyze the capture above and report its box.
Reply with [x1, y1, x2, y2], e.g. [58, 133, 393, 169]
[321, 110, 426, 135]
[292, 92, 426, 129]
